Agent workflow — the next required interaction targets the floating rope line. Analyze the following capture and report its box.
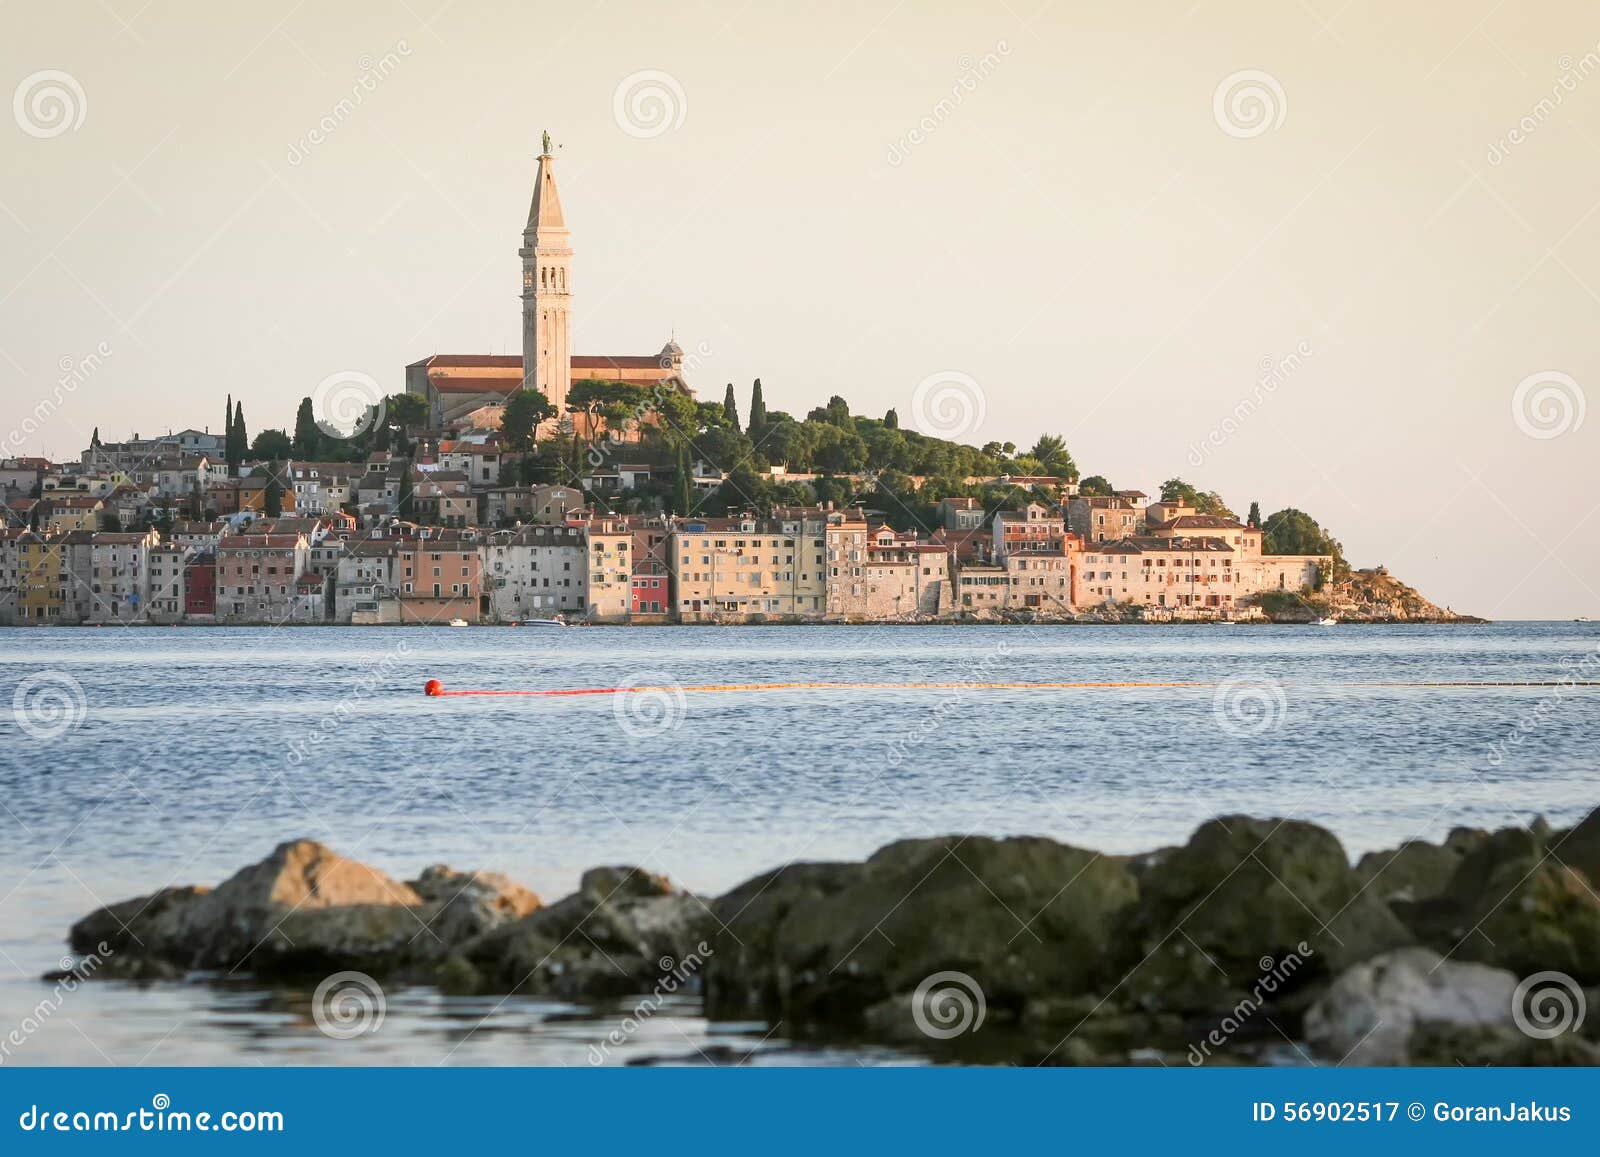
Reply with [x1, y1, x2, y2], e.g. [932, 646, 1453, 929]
[423, 678, 1600, 697]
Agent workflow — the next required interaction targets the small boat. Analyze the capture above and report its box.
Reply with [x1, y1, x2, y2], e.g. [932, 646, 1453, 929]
[1577, 616, 1593, 623]
[520, 616, 566, 628]
[1316, 616, 1338, 626]
[448, 618, 469, 628]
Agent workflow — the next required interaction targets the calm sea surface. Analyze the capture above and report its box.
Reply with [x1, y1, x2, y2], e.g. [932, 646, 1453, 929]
[1, 622, 1597, 1065]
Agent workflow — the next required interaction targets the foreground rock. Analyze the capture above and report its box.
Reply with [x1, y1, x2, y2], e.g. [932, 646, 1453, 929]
[62, 806, 1600, 1065]
[705, 836, 1135, 1028]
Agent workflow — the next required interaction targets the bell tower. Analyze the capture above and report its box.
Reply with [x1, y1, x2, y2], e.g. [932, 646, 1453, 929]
[520, 131, 572, 414]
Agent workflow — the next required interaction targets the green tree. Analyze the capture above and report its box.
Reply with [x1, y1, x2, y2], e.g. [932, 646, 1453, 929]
[1160, 478, 1235, 519]
[1028, 435, 1078, 480]
[264, 462, 284, 517]
[228, 402, 247, 475]
[501, 388, 555, 452]
[883, 408, 898, 430]
[675, 449, 694, 514]
[293, 398, 322, 459]
[722, 383, 740, 430]
[1247, 500, 1261, 529]
[1262, 508, 1343, 560]
[397, 465, 415, 520]
[223, 394, 233, 464]
[812, 423, 867, 474]
[1078, 475, 1113, 497]
[251, 428, 292, 460]
[748, 379, 767, 438]
[387, 392, 429, 432]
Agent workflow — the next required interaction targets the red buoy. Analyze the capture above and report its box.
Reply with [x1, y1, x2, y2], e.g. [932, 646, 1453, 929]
[424, 679, 443, 697]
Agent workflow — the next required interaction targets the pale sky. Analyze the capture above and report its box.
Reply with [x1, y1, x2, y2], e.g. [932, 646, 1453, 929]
[3, 1, 1597, 618]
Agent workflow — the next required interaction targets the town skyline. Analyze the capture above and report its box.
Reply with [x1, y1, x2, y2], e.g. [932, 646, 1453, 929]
[4, 4, 1598, 618]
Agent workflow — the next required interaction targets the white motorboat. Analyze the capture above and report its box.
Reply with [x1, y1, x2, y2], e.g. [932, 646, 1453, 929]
[448, 618, 469, 628]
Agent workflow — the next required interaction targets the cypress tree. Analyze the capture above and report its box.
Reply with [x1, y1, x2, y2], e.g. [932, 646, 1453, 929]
[676, 449, 693, 515]
[264, 461, 284, 517]
[884, 408, 899, 429]
[722, 383, 739, 429]
[1247, 501, 1261, 529]
[293, 397, 321, 459]
[748, 379, 766, 437]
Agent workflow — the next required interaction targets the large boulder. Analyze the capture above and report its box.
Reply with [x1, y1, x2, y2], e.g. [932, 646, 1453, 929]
[1303, 947, 1516, 1064]
[1356, 828, 1487, 906]
[1554, 806, 1600, 890]
[1404, 824, 1600, 983]
[406, 864, 542, 945]
[456, 865, 709, 998]
[69, 886, 210, 959]
[1115, 816, 1412, 1014]
[704, 835, 1137, 1031]
[172, 839, 422, 968]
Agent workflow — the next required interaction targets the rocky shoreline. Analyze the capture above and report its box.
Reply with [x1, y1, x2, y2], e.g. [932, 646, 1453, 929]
[62, 808, 1600, 1065]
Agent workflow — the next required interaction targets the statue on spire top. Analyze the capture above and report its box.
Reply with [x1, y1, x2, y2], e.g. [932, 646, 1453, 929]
[542, 129, 552, 156]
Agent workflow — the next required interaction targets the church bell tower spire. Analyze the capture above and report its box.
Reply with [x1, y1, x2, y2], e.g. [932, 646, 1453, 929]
[520, 131, 572, 415]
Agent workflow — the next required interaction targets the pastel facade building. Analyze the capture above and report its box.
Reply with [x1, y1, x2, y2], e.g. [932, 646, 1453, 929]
[484, 524, 589, 619]
[215, 533, 310, 622]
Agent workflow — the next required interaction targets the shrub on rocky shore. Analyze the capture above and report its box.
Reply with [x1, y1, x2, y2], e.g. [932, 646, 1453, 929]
[61, 806, 1600, 1065]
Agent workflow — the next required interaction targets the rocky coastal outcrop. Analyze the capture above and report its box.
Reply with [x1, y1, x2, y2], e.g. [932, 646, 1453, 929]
[62, 807, 1600, 1065]
[1252, 568, 1481, 623]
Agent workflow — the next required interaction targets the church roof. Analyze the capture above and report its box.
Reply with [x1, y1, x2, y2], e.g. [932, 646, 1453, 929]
[526, 153, 566, 231]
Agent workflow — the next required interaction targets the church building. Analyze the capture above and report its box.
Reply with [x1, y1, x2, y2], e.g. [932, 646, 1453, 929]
[406, 134, 691, 427]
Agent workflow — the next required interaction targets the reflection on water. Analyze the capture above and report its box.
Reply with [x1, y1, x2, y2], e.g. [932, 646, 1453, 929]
[2, 622, 1597, 1064]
